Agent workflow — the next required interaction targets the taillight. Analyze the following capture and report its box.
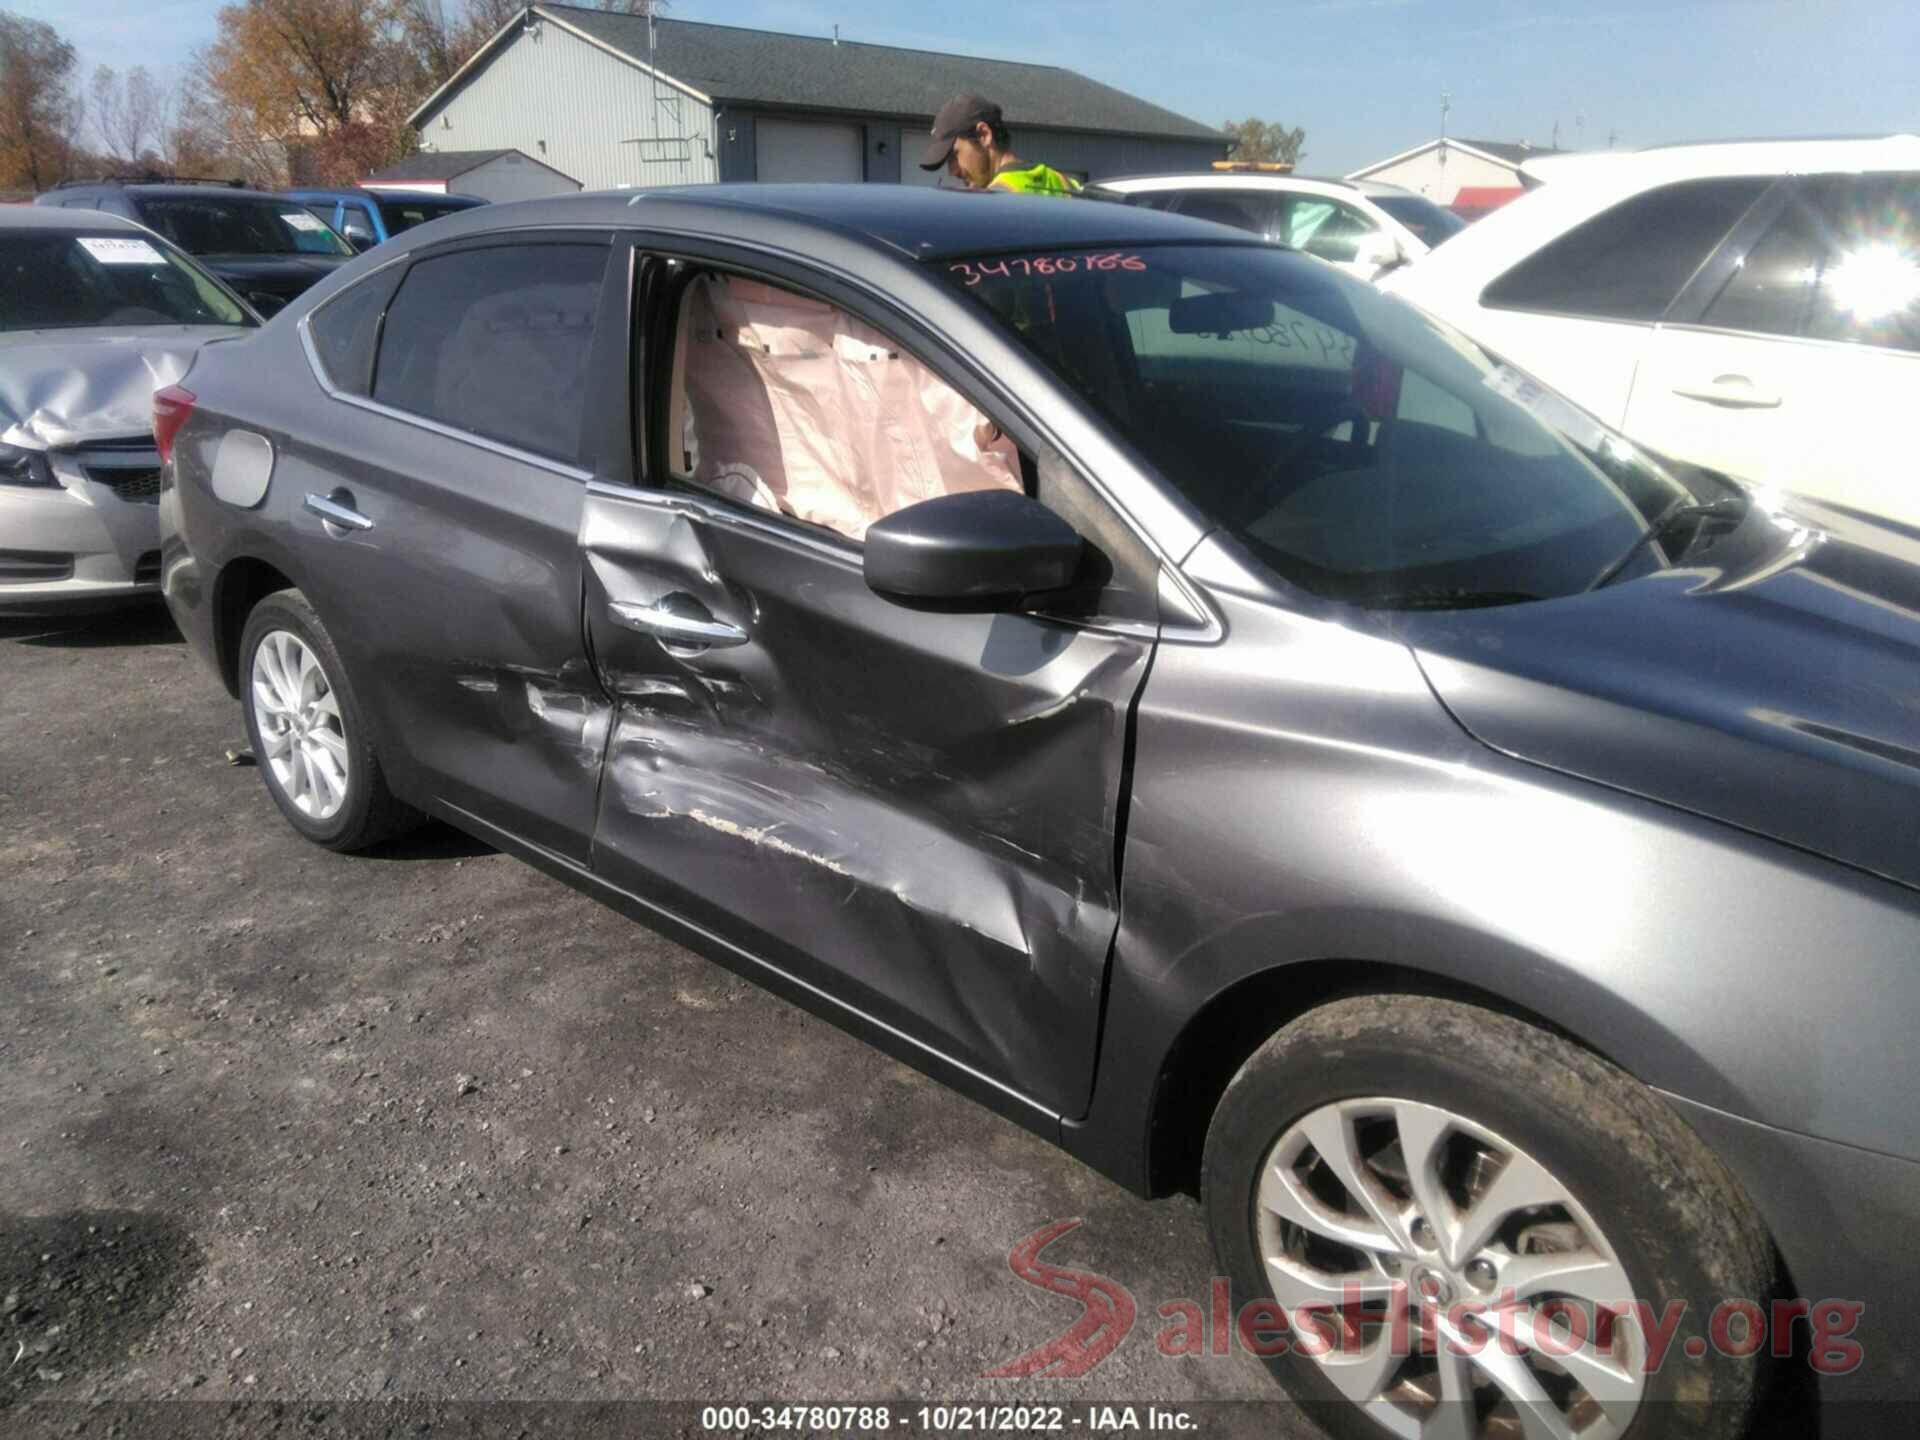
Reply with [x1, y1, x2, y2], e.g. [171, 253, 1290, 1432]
[152, 385, 197, 465]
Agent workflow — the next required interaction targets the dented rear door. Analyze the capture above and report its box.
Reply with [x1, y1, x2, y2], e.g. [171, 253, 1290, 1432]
[579, 484, 1149, 1116]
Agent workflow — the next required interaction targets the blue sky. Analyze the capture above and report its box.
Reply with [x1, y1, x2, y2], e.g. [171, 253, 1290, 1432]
[26, 0, 1920, 175]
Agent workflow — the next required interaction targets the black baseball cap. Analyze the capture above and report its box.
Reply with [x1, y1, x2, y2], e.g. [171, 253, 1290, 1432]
[919, 94, 1002, 170]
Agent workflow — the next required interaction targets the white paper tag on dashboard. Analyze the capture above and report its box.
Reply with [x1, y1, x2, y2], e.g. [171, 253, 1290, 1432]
[76, 236, 167, 265]
[281, 211, 327, 232]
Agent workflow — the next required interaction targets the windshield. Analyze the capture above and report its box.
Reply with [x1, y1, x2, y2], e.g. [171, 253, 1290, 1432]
[375, 196, 475, 236]
[945, 243, 1726, 607]
[133, 195, 353, 257]
[1371, 194, 1469, 248]
[0, 232, 253, 332]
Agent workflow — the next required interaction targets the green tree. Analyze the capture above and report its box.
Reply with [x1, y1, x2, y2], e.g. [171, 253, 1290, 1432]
[1222, 118, 1307, 168]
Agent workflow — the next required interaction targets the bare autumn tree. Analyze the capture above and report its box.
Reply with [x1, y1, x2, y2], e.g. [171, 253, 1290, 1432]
[0, 10, 84, 190]
[201, 0, 419, 185]
[402, 0, 522, 88]
[1222, 117, 1307, 168]
[91, 65, 173, 167]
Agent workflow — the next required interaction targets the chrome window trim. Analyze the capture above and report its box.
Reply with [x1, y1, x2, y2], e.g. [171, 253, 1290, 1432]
[296, 261, 594, 484]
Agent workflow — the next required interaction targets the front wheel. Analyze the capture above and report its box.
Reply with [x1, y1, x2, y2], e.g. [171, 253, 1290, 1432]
[1202, 996, 1773, 1440]
[240, 587, 419, 852]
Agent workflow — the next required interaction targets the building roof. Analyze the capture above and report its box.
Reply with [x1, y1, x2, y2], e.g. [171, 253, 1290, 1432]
[361, 149, 517, 182]
[1345, 136, 1560, 181]
[412, 6, 1222, 143]
[1452, 139, 1555, 165]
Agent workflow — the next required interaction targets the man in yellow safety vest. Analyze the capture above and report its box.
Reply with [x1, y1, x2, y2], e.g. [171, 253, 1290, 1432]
[919, 94, 1083, 195]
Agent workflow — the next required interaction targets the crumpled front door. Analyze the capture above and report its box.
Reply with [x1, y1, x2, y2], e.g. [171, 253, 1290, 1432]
[579, 484, 1151, 1117]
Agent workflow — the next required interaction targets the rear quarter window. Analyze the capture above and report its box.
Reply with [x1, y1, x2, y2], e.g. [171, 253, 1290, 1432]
[306, 264, 406, 396]
[1482, 177, 1770, 322]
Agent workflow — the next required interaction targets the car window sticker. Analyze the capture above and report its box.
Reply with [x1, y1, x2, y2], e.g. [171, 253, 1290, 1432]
[75, 236, 168, 266]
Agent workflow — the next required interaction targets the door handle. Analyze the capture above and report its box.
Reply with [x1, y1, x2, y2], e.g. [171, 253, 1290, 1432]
[1671, 375, 1782, 409]
[608, 597, 749, 648]
[304, 491, 374, 531]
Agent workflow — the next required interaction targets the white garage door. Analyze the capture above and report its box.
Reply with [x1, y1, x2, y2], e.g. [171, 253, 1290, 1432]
[756, 119, 864, 182]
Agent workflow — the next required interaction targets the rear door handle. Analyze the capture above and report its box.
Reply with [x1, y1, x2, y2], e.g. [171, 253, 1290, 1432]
[608, 597, 749, 648]
[1671, 375, 1782, 409]
[304, 491, 374, 531]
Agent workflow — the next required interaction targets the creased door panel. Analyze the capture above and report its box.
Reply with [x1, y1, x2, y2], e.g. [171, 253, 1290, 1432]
[581, 489, 1149, 1115]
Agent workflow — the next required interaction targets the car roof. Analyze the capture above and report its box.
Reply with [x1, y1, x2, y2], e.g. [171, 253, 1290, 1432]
[1519, 132, 1920, 185]
[1099, 173, 1419, 200]
[44, 183, 309, 205]
[284, 187, 485, 204]
[387, 183, 1264, 262]
[2, 206, 148, 233]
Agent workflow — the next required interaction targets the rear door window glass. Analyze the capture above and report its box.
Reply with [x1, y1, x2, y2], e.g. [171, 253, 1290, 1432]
[372, 243, 608, 462]
[1802, 174, 1920, 354]
[1274, 196, 1380, 264]
[1699, 174, 1920, 353]
[1483, 177, 1770, 322]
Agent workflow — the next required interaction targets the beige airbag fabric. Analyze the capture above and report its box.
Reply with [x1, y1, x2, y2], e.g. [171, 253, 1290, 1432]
[679, 276, 1020, 541]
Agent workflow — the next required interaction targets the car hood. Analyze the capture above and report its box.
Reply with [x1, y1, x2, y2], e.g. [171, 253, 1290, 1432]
[199, 253, 348, 298]
[0, 327, 236, 449]
[1401, 498, 1920, 893]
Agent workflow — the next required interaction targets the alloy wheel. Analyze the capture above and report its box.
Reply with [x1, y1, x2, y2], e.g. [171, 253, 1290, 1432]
[250, 628, 351, 822]
[1255, 1097, 1646, 1440]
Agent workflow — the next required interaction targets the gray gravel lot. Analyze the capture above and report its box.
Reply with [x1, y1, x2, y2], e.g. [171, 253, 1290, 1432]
[0, 605, 1302, 1433]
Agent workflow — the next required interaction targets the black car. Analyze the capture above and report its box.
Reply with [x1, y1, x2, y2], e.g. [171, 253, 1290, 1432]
[37, 179, 354, 315]
[157, 186, 1920, 1440]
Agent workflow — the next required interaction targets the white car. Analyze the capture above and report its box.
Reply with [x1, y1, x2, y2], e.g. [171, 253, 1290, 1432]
[1097, 172, 1467, 282]
[1, 208, 258, 614]
[1383, 135, 1920, 526]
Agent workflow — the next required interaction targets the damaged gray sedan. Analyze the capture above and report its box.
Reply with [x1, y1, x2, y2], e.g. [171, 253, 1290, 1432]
[158, 188, 1919, 1440]
[1, 207, 255, 613]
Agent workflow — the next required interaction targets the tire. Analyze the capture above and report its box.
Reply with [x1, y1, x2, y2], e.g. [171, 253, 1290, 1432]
[239, 587, 419, 852]
[1202, 995, 1773, 1440]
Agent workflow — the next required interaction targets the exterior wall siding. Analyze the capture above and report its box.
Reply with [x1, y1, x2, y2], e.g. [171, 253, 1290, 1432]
[1352, 148, 1520, 204]
[462, 153, 584, 202]
[421, 20, 719, 190]
[1011, 128, 1229, 184]
[416, 21, 1224, 191]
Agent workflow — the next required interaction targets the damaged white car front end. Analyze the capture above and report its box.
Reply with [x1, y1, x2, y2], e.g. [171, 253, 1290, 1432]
[1, 331, 224, 615]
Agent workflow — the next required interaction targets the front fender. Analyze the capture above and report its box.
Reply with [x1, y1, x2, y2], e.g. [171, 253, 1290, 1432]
[1064, 581, 1920, 1191]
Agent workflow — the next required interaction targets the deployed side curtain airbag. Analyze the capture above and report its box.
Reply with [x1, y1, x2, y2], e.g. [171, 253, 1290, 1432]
[680, 275, 1021, 541]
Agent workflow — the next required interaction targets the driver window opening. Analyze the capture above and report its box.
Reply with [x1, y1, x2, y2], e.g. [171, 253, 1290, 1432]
[663, 270, 1027, 543]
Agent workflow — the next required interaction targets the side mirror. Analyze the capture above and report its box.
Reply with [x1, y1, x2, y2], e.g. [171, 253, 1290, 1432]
[864, 490, 1084, 611]
[247, 291, 287, 317]
[342, 225, 377, 252]
[1357, 232, 1409, 277]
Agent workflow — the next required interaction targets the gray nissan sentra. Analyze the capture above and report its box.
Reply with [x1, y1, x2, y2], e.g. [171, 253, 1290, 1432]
[156, 186, 1918, 1438]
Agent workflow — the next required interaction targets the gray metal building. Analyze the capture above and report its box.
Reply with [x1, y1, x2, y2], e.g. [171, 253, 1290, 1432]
[406, 5, 1227, 192]
[360, 147, 583, 201]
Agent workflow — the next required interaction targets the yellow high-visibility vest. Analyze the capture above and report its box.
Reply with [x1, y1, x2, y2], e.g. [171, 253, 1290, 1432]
[987, 163, 1083, 196]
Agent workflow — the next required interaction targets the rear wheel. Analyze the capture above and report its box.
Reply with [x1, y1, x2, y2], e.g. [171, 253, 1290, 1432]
[1202, 996, 1773, 1440]
[240, 588, 418, 851]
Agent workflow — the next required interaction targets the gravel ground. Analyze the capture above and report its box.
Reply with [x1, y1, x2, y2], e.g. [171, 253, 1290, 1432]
[0, 605, 1304, 1436]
